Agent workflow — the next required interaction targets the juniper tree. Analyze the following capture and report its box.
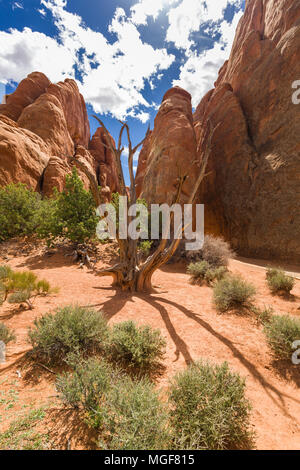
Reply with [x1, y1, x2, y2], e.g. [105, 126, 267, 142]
[71, 117, 213, 292]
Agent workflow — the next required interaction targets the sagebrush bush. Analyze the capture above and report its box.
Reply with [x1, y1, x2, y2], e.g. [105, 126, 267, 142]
[0, 323, 16, 345]
[187, 261, 227, 286]
[56, 356, 114, 414]
[168, 361, 253, 450]
[213, 275, 256, 312]
[263, 315, 300, 360]
[266, 268, 295, 295]
[108, 320, 166, 375]
[28, 305, 109, 363]
[0, 183, 41, 241]
[254, 306, 274, 325]
[96, 376, 170, 450]
[57, 356, 170, 449]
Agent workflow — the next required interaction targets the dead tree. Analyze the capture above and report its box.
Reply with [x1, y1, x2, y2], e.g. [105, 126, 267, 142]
[71, 116, 213, 292]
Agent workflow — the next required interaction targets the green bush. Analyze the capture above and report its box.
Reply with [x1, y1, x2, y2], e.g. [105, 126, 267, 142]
[56, 356, 114, 414]
[97, 376, 170, 450]
[0, 266, 54, 309]
[213, 275, 256, 312]
[56, 356, 169, 450]
[37, 167, 99, 245]
[0, 323, 16, 345]
[187, 261, 227, 286]
[168, 361, 253, 450]
[263, 315, 300, 360]
[0, 183, 41, 241]
[266, 268, 295, 295]
[108, 320, 166, 375]
[28, 305, 109, 364]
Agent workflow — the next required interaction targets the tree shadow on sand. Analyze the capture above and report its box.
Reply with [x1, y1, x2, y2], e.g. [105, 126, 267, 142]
[98, 288, 300, 425]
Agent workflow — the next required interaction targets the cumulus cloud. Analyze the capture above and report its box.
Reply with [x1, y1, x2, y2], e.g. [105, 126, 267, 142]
[0, 27, 76, 84]
[130, 0, 178, 25]
[0, 0, 244, 118]
[170, 2, 243, 106]
[0, 0, 174, 121]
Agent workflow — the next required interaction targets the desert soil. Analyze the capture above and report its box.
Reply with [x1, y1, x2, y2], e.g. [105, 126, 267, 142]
[0, 240, 299, 450]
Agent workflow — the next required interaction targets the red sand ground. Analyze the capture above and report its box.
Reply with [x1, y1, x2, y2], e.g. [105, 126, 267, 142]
[0, 240, 299, 450]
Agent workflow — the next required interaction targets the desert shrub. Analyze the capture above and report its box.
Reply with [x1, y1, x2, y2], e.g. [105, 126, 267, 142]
[266, 268, 295, 295]
[0, 266, 55, 309]
[213, 275, 256, 312]
[56, 356, 114, 413]
[28, 305, 109, 363]
[263, 315, 300, 360]
[57, 356, 170, 449]
[0, 183, 41, 241]
[254, 306, 274, 325]
[96, 376, 170, 450]
[168, 361, 253, 450]
[187, 261, 227, 286]
[108, 320, 166, 375]
[202, 235, 235, 267]
[37, 167, 99, 245]
[35, 197, 60, 246]
[0, 323, 16, 345]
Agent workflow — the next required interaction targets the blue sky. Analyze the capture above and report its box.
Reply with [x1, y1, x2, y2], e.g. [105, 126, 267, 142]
[0, 0, 245, 182]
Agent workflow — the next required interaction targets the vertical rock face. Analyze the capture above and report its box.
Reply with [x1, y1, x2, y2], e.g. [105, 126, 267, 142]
[138, 0, 300, 262]
[0, 115, 49, 191]
[195, 0, 300, 261]
[89, 127, 119, 194]
[0, 72, 118, 199]
[136, 87, 199, 205]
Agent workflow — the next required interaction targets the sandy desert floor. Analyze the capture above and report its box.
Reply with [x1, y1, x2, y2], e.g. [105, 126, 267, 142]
[0, 239, 299, 450]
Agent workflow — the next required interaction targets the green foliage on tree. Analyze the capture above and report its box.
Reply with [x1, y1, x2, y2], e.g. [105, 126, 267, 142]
[37, 167, 99, 245]
[0, 183, 41, 241]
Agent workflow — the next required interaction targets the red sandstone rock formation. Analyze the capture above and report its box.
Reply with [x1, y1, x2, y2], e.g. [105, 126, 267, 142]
[0, 115, 49, 191]
[0, 72, 50, 121]
[136, 87, 199, 205]
[89, 127, 119, 194]
[0, 72, 117, 199]
[138, 0, 300, 262]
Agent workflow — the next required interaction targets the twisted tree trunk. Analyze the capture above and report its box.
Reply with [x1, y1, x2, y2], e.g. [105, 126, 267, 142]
[71, 117, 213, 292]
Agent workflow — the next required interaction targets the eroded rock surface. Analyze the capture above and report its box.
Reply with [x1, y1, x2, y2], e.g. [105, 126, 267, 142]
[138, 0, 300, 262]
[0, 72, 117, 199]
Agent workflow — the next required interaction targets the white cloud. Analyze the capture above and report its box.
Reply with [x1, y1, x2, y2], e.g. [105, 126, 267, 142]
[166, 0, 242, 50]
[0, 0, 244, 118]
[0, 27, 76, 84]
[12, 2, 24, 10]
[0, 0, 174, 121]
[38, 8, 47, 16]
[171, 5, 243, 106]
[130, 0, 178, 25]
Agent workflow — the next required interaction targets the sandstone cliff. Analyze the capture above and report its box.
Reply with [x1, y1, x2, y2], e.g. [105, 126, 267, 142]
[0, 72, 118, 198]
[138, 0, 300, 262]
